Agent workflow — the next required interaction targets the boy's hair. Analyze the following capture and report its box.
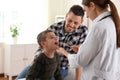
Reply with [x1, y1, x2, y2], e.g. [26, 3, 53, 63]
[37, 30, 53, 47]
[68, 5, 84, 17]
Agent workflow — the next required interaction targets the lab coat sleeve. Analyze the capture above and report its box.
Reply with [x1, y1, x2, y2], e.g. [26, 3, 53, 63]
[68, 26, 105, 68]
[68, 54, 81, 68]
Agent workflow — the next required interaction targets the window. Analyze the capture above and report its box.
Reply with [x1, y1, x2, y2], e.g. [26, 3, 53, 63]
[0, 0, 48, 44]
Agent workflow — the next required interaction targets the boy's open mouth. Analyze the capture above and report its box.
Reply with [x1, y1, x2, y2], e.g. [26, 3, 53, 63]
[55, 42, 59, 46]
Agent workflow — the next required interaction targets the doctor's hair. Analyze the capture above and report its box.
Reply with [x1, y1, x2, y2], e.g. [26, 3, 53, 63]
[37, 30, 53, 47]
[82, 0, 120, 47]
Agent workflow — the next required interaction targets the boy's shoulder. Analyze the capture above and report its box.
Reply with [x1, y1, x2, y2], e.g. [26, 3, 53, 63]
[34, 53, 46, 62]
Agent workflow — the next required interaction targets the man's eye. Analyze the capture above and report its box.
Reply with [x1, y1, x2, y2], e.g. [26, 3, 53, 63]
[50, 37, 55, 39]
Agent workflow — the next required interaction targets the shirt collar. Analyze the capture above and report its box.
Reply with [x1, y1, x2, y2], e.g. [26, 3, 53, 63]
[92, 11, 111, 23]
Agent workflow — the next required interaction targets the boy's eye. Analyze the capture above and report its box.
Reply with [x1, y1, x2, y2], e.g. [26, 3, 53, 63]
[50, 36, 55, 39]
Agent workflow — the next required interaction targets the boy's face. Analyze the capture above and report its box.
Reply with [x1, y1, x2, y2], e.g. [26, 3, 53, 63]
[43, 32, 59, 50]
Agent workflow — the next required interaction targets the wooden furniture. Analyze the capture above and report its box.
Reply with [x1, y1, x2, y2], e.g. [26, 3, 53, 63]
[0, 43, 4, 74]
[4, 44, 39, 80]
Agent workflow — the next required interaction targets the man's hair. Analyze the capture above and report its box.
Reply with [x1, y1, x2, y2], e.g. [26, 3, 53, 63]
[68, 5, 84, 17]
[37, 30, 53, 47]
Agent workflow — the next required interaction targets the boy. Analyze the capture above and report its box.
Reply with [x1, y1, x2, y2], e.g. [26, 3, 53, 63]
[26, 30, 63, 80]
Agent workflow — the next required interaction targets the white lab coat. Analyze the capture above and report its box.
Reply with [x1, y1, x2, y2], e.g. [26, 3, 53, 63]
[68, 11, 120, 80]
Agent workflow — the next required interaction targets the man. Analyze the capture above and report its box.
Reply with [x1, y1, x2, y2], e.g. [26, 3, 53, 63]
[47, 5, 88, 80]
[16, 5, 88, 80]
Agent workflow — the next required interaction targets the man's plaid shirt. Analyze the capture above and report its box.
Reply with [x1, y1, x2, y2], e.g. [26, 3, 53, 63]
[47, 21, 88, 69]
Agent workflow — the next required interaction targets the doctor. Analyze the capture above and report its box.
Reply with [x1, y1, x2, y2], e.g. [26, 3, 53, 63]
[57, 0, 120, 80]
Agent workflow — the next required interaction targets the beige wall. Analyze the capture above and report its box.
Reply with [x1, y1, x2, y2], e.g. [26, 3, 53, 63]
[48, 0, 66, 26]
[0, 43, 4, 73]
[48, 0, 82, 26]
[112, 0, 120, 14]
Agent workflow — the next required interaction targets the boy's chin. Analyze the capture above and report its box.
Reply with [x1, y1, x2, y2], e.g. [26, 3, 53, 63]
[55, 46, 59, 50]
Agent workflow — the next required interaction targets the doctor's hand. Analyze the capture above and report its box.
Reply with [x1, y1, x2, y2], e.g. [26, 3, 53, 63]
[56, 48, 69, 57]
[71, 45, 79, 53]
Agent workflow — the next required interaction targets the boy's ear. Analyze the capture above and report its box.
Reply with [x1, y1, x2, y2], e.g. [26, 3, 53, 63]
[40, 42, 46, 48]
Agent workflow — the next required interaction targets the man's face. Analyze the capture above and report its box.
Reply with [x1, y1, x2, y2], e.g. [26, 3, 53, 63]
[64, 12, 83, 33]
